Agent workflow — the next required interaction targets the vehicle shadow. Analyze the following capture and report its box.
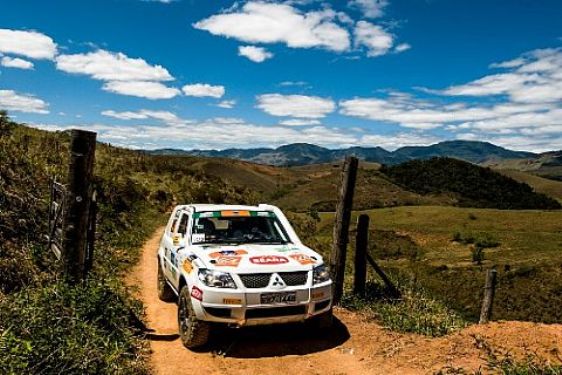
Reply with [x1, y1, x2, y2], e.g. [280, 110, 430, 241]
[209, 316, 350, 358]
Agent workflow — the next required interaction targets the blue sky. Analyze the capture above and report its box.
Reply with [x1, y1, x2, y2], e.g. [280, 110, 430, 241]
[0, 0, 561, 151]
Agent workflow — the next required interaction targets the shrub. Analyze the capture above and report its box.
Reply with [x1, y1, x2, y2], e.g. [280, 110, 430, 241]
[342, 278, 467, 337]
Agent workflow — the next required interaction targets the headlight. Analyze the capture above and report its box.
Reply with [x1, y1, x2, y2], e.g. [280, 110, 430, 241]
[198, 269, 237, 289]
[313, 264, 331, 284]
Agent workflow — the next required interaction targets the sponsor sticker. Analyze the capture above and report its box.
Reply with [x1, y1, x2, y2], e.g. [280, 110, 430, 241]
[223, 298, 242, 305]
[182, 259, 193, 273]
[250, 255, 289, 265]
[311, 291, 324, 300]
[191, 233, 205, 243]
[221, 210, 250, 217]
[209, 249, 248, 267]
[191, 286, 203, 301]
[172, 235, 180, 246]
[290, 253, 317, 265]
[214, 256, 242, 267]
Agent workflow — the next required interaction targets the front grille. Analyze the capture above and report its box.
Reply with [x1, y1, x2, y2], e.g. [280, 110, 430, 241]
[245, 305, 306, 319]
[279, 271, 308, 286]
[239, 273, 272, 288]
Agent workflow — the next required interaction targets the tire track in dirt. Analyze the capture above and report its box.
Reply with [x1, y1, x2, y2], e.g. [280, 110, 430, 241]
[130, 228, 562, 375]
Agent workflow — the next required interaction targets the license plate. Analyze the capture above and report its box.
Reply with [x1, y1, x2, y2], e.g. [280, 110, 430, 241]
[260, 292, 297, 304]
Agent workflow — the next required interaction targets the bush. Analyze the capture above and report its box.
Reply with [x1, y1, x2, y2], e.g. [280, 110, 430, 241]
[0, 281, 148, 374]
[342, 278, 467, 337]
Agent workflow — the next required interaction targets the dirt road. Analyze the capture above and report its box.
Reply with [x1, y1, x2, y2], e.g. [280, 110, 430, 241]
[130, 228, 562, 375]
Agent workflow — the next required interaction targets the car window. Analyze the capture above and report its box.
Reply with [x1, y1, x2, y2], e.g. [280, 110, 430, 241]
[176, 213, 190, 237]
[191, 211, 290, 245]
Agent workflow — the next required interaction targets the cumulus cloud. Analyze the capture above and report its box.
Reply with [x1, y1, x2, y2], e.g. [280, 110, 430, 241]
[0, 89, 49, 114]
[182, 83, 225, 98]
[194, 2, 351, 52]
[349, 0, 389, 19]
[257, 94, 335, 118]
[0, 29, 57, 60]
[1, 56, 34, 69]
[102, 81, 181, 99]
[440, 48, 562, 103]
[238, 45, 273, 62]
[216, 100, 236, 108]
[56, 50, 173, 81]
[354, 21, 394, 57]
[279, 118, 321, 126]
[394, 43, 411, 53]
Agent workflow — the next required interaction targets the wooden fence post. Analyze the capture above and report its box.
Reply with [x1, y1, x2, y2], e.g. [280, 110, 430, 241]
[354, 214, 369, 295]
[61, 129, 96, 283]
[330, 156, 359, 304]
[479, 268, 498, 324]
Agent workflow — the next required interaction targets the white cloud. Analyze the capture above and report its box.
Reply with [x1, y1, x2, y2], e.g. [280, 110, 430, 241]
[354, 21, 394, 57]
[279, 81, 308, 87]
[257, 94, 335, 118]
[349, 0, 389, 19]
[238, 45, 273, 63]
[56, 50, 173, 82]
[0, 89, 49, 114]
[441, 48, 562, 104]
[279, 118, 321, 126]
[216, 100, 236, 108]
[1, 56, 34, 70]
[102, 81, 181, 99]
[102, 109, 192, 125]
[0, 29, 57, 60]
[182, 83, 225, 98]
[394, 43, 411, 53]
[194, 2, 351, 52]
[211, 117, 245, 124]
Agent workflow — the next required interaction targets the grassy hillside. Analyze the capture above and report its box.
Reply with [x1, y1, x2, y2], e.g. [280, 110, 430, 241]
[496, 169, 562, 203]
[313, 206, 562, 323]
[381, 157, 561, 210]
[0, 116, 258, 373]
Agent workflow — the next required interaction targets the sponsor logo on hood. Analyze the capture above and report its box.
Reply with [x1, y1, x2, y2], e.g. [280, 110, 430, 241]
[249, 255, 289, 265]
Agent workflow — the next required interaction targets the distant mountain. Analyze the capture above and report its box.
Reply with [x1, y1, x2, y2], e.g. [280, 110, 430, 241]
[148, 140, 539, 166]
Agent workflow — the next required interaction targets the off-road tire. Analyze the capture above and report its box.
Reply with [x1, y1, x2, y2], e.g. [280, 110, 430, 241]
[308, 308, 334, 330]
[178, 286, 212, 349]
[157, 261, 176, 302]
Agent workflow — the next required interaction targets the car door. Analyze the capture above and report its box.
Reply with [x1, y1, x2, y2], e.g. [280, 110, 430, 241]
[161, 209, 181, 282]
[168, 212, 190, 290]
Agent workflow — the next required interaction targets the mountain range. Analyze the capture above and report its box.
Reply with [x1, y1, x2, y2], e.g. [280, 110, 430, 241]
[149, 140, 543, 166]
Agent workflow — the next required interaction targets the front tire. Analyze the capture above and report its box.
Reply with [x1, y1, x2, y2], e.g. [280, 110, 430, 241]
[157, 261, 175, 302]
[178, 286, 212, 349]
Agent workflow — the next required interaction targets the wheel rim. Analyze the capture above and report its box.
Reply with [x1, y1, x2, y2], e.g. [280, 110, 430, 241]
[178, 295, 191, 334]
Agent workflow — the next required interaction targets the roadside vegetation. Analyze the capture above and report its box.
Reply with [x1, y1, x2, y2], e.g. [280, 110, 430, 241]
[0, 115, 257, 373]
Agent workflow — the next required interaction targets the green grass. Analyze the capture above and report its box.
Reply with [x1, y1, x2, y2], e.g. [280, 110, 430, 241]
[312, 206, 562, 324]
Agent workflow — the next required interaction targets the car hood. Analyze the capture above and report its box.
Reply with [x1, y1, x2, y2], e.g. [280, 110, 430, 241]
[189, 243, 323, 273]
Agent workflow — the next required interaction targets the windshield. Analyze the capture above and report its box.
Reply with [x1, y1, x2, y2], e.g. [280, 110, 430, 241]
[191, 211, 291, 245]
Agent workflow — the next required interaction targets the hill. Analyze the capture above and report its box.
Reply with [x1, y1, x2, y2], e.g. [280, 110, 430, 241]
[150, 140, 537, 166]
[380, 157, 561, 210]
[485, 151, 562, 181]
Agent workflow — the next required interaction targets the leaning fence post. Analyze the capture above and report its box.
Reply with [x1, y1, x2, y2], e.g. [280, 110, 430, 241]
[354, 214, 369, 295]
[61, 129, 97, 283]
[479, 268, 498, 324]
[330, 156, 359, 304]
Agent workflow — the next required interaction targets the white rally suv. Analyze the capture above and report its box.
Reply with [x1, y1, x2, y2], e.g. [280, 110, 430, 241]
[157, 204, 333, 348]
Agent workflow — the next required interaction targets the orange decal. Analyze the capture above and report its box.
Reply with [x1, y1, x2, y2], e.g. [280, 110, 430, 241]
[209, 249, 248, 258]
[214, 256, 242, 267]
[182, 259, 193, 273]
[290, 254, 316, 265]
[221, 210, 250, 217]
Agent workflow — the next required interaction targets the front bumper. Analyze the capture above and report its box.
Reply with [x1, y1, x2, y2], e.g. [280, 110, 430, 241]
[191, 282, 332, 326]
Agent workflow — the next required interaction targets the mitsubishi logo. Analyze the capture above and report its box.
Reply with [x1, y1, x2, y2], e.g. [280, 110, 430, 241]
[270, 273, 286, 289]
